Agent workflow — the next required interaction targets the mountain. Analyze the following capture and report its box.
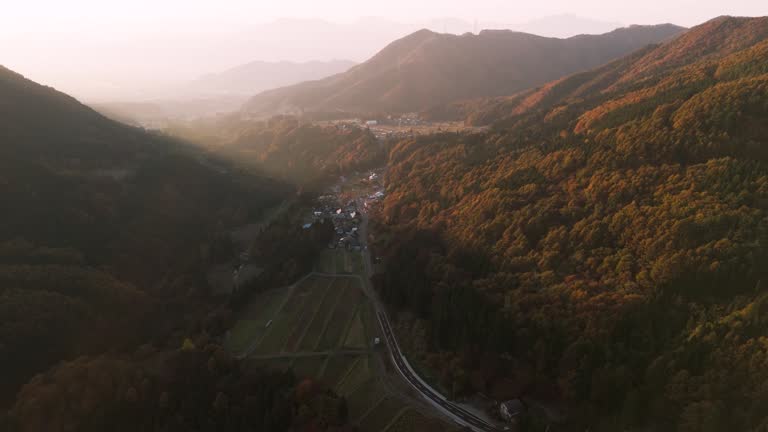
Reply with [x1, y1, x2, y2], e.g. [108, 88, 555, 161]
[189, 59, 356, 97]
[242, 24, 685, 116]
[509, 14, 623, 38]
[90, 60, 357, 128]
[371, 16, 768, 430]
[0, 65, 305, 410]
[455, 15, 768, 127]
[168, 115, 383, 187]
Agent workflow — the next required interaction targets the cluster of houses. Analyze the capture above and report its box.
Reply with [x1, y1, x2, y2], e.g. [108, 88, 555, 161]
[302, 171, 386, 250]
[306, 195, 363, 251]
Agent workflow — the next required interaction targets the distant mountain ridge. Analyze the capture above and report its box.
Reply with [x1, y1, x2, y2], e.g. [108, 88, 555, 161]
[188, 59, 357, 97]
[242, 23, 685, 116]
[452, 15, 768, 126]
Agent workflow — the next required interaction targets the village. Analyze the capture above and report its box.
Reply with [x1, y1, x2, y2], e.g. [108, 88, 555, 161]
[319, 113, 483, 141]
[303, 168, 386, 251]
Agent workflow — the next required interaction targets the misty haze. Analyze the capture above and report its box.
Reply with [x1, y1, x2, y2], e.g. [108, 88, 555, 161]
[1, 1, 768, 432]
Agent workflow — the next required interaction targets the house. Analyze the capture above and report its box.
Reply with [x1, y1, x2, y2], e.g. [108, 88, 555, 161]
[500, 399, 526, 422]
[366, 120, 378, 126]
[302, 223, 313, 229]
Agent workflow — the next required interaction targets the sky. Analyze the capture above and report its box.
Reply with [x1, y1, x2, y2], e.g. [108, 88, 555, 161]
[1, 0, 765, 101]
[1, 0, 765, 32]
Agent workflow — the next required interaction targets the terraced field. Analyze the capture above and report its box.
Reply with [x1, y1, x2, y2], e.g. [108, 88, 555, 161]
[359, 397, 408, 431]
[223, 287, 292, 354]
[314, 249, 365, 274]
[225, 272, 453, 432]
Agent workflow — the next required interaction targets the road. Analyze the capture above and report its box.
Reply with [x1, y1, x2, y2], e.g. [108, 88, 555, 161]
[356, 212, 499, 432]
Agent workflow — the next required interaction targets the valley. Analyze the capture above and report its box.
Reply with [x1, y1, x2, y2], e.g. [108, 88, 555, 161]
[3, 8, 768, 432]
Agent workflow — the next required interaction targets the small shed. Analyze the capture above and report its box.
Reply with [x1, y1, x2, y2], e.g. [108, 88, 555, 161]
[500, 399, 526, 422]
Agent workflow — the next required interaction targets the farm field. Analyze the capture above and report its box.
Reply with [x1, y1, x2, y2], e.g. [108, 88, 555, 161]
[382, 408, 456, 432]
[314, 249, 364, 274]
[254, 276, 322, 354]
[224, 287, 292, 354]
[320, 354, 358, 388]
[225, 270, 454, 432]
[348, 378, 387, 422]
[359, 397, 408, 431]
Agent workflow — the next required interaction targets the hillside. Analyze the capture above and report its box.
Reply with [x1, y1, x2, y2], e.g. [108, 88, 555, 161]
[458, 15, 768, 126]
[168, 115, 383, 187]
[371, 16, 768, 431]
[242, 24, 685, 116]
[0, 65, 320, 417]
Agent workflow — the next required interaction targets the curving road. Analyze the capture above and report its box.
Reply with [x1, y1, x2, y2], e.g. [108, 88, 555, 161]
[356, 211, 499, 432]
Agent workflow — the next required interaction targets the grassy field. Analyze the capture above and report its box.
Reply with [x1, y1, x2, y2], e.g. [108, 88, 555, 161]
[315, 250, 337, 273]
[225, 271, 454, 432]
[348, 379, 386, 422]
[315, 249, 364, 274]
[359, 397, 408, 431]
[360, 302, 380, 349]
[254, 276, 321, 354]
[285, 278, 333, 351]
[336, 355, 372, 396]
[382, 408, 454, 432]
[224, 287, 291, 354]
[343, 306, 367, 349]
[290, 356, 327, 378]
[320, 354, 358, 388]
[298, 278, 347, 351]
[318, 281, 362, 350]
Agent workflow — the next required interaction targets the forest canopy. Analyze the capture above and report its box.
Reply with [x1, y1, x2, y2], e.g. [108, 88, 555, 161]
[372, 16, 768, 431]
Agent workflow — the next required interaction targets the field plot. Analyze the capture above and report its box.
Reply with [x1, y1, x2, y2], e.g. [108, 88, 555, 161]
[225, 270, 444, 432]
[320, 354, 358, 388]
[382, 408, 452, 432]
[350, 253, 364, 273]
[285, 278, 333, 351]
[360, 302, 380, 349]
[224, 287, 291, 354]
[298, 278, 348, 351]
[358, 397, 407, 431]
[246, 358, 291, 372]
[343, 307, 367, 349]
[335, 250, 349, 273]
[336, 355, 372, 396]
[348, 379, 386, 422]
[318, 280, 363, 350]
[254, 276, 324, 354]
[314, 250, 364, 275]
[290, 356, 327, 378]
[314, 250, 337, 273]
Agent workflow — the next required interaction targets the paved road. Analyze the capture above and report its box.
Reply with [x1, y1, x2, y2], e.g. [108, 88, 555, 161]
[356, 213, 499, 432]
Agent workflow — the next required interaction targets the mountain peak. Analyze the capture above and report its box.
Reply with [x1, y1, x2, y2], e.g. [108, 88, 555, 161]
[243, 24, 686, 115]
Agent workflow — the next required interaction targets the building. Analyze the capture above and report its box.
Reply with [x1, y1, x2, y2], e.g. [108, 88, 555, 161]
[500, 399, 526, 422]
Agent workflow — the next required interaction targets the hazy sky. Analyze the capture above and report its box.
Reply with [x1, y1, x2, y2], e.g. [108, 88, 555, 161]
[2, 0, 764, 33]
[1, 0, 765, 101]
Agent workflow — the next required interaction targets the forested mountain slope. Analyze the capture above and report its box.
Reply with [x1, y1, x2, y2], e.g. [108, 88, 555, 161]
[372, 16, 768, 431]
[169, 115, 383, 187]
[456, 15, 768, 126]
[0, 65, 331, 428]
[242, 24, 684, 116]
